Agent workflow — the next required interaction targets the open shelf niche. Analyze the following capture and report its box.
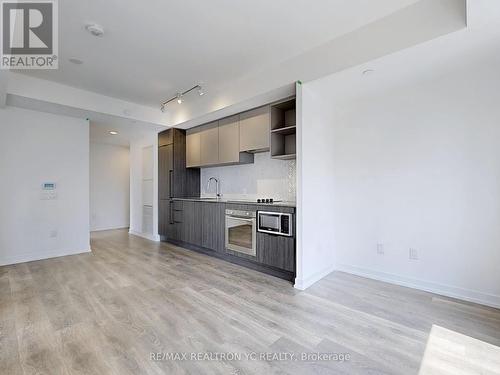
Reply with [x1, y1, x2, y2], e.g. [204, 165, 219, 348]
[270, 98, 296, 160]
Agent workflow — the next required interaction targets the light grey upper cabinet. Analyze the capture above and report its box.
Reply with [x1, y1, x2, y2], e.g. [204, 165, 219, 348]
[218, 115, 240, 164]
[200, 121, 219, 166]
[239, 105, 270, 152]
[185, 99, 294, 168]
[186, 129, 201, 168]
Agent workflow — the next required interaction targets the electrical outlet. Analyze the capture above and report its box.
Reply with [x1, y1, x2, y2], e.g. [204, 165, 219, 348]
[376, 243, 384, 255]
[49, 230, 58, 238]
[409, 248, 419, 260]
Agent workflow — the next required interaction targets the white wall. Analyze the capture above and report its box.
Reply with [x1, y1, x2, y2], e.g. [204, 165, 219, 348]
[0, 106, 90, 265]
[129, 133, 159, 241]
[200, 152, 296, 202]
[90, 142, 130, 231]
[299, 25, 500, 307]
[294, 84, 337, 289]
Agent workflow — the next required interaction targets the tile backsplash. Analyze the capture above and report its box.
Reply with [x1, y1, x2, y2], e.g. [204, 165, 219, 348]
[200, 152, 296, 201]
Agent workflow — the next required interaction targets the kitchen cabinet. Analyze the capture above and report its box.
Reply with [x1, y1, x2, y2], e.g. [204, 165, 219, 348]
[159, 128, 199, 199]
[167, 200, 183, 240]
[168, 199, 296, 281]
[158, 199, 170, 237]
[158, 142, 173, 238]
[187, 121, 223, 167]
[186, 106, 274, 168]
[158, 128, 200, 238]
[158, 144, 173, 200]
[158, 130, 173, 147]
[218, 115, 240, 164]
[186, 130, 201, 168]
[184, 98, 295, 168]
[200, 121, 219, 166]
[239, 105, 270, 152]
[181, 201, 202, 246]
[270, 98, 296, 160]
[201, 202, 224, 251]
[159, 199, 181, 240]
[257, 232, 295, 272]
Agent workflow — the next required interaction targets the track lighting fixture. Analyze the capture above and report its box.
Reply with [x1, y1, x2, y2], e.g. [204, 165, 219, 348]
[160, 84, 204, 111]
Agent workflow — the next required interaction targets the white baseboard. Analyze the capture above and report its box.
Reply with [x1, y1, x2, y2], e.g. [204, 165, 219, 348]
[129, 230, 160, 242]
[294, 264, 336, 290]
[90, 226, 129, 232]
[0, 248, 92, 267]
[336, 264, 500, 310]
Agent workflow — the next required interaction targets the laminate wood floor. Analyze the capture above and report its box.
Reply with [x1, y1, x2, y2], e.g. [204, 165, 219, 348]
[1, 229, 499, 375]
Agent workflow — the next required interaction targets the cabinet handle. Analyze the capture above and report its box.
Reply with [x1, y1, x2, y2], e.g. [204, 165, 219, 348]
[169, 170, 173, 199]
[170, 202, 174, 224]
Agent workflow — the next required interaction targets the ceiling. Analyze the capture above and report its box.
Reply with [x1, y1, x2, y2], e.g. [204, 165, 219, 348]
[90, 118, 162, 147]
[20, 0, 420, 108]
[309, 0, 500, 106]
[5, 94, 163, 146]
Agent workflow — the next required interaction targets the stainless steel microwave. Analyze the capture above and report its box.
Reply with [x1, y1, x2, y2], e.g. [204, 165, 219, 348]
[257, 211, 293, 237]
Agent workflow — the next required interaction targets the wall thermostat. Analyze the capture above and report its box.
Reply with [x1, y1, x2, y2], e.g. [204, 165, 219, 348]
[42, 182, 56, 190]
[41, 182, 57, 200]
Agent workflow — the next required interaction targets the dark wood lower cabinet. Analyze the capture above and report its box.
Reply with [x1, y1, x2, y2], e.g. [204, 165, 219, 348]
[158, 199, 170, 236]
[159, 199, 183, 240]
[257, 232, 295, 272]
[170, 200, 183, 240]
[162, 200, 296, 281]
[181, 201, 202, 246]
[201, 202, 225, 252]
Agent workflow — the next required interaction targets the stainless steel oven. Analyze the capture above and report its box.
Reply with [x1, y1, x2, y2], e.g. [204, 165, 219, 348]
[225, 209, 256, 256]
[257, 211, 293, 237]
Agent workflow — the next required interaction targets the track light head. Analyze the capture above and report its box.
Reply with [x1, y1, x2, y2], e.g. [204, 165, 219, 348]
[160, 84, 204, 111]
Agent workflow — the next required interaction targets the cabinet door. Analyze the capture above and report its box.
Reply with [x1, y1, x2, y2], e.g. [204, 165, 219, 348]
[201, 203, 222, 251]
[182, 201, 202, 246]
[218, 115, 240, 164]
[239, 106, 270, 152]
[200, 121, 219, 166]
[158, 129, 173, 147]
[158, 199, 170, 236]
[158, 144, 173, 200]
[159, 199, 182, 240]
[257, 233, 295, 272]
[186, 131, 201, 168]
[169, 200, 183, 241]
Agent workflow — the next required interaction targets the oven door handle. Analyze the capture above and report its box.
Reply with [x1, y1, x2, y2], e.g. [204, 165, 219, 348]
[226, 216, 255, 222]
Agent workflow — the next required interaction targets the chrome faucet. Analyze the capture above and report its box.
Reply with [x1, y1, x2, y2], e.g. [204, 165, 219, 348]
[207, 177, 221, 198]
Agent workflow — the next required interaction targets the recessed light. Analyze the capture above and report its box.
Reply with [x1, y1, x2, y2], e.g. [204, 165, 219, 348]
[85, 23, 105, 37]
[69, 58, 83, 65]
[109, 131, 118, 135]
